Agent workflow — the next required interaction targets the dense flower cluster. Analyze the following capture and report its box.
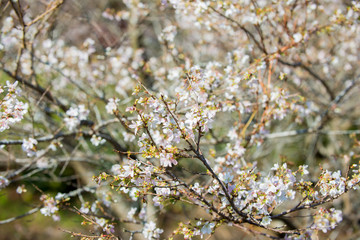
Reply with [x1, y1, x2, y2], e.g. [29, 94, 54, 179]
[0, 81, 28, 132]
[39, 195, 59, 221]
[1, 0, 360, 239]
[313, 208, 343, 233]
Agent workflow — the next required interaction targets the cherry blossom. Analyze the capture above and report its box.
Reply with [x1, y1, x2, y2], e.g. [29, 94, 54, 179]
[1, 1, 360, 239]
[142, 221, 164, 240]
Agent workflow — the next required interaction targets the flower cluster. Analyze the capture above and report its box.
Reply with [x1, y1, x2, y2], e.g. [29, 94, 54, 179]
[312, 208, 343, 233]
[0, 81, 28, 132]
[1, 0, 360, 239]
[318, 170, 346, 197]
[64, 105, 90, 131]
[90, 135, 106, 146]
[105, 98, 119, 114]
[142, 221, 164, 240]
[39, 195, 60, 221]
[158, 25, 177, 43]
[0, 176, 10, 189]
[22, 138, 38, 157]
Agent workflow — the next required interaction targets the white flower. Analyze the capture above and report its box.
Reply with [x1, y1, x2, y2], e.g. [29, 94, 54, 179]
[142, 221, 163, 240]
[159, 25, 177, 42]
[78, 105, 90, 120]
[129, 188, 139, 201]
[123, 131, 135, 142]
[300, 165, 309, 175]
[80, 204, 90, 214]
[153, 196, 164, 209]
[90, 135, 106, 146]
[167, 67, 182, 81]
[83, 38, 95, 48]
[159, 151, 177, 167]
[64, 105, 89, 130]
[16, 185, 26, 194]
[219, 172, 234, 184]
[352, 1, 360, 8]
[139, 204, 147, 220]
[0, 176, 10, 189]
[191, 182, 202, 195]
[0, 81, 28, 132]
[48, 142, 57, 151]
[155, 187, 171, 196]
[120, 164, 136, 178]
[293, 33, 302, 43]
[64, 116, 80, 131]
[55, 192, 66, 200]
[227, 128, 238, 140]
[313, 208, 342, 233]
[271, 163, 280, 171]
[106, 98, 119, 114]
[111, 164, 122, 175]
[22, 138, 37, 151]
[42, 39, 52, 49]
[261, 216, 272, 226]
[40, 195, 59, 217]
[36, 158, 52, 169]
[66, 106, 79, 117]
[286, 190, 296, 200]
[201, 222, 215, 235]
[127, 207, 137, 220]
[95, 217, 106, 227]
[22, 138, 38, 157]
[52, 215, 60, 221]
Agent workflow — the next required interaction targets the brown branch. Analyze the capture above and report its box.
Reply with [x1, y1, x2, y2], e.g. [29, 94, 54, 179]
[26, 0, 64, 27]
[1, 68, 68, 112]
[209, 6, 267, 54]
[278, 59, 335, 100]
[0, 206, 41, 224]
[0, 130, 127, 159]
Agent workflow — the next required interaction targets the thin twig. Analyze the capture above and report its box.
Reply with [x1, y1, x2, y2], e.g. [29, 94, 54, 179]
[0, 207, 41, 224]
